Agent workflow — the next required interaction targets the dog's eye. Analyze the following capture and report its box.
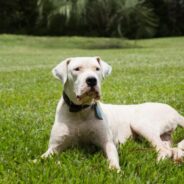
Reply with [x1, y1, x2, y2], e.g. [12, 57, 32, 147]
[96, 67, 100, 71]
[74, 67, 80, 71]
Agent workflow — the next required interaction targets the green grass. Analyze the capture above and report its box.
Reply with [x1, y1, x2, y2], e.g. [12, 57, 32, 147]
[0, 34, 184, 183]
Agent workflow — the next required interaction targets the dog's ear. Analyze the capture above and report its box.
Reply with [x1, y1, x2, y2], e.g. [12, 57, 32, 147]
[52, 58, 70, 84]
[96, 57, 112, 78]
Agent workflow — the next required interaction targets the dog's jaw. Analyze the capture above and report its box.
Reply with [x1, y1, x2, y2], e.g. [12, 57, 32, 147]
[64, 83, 100, 105]
[76, 87, 101, 103]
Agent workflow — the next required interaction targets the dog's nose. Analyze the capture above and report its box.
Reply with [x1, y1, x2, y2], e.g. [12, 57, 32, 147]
[86, 77, 97, 87]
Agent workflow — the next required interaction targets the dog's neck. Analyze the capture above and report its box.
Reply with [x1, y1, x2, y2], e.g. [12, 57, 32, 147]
[62, 91, 103, 120]
[63, 91, 91, 112]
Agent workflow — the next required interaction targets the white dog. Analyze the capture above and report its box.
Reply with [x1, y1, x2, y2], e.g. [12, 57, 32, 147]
[42, 57, 184, 171]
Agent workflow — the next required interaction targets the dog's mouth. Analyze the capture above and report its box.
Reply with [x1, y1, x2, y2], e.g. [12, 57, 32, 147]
[76, 87, 100, 102]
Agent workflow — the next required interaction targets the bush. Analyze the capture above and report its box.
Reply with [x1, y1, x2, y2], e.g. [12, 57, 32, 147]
[0, 0, 183, 38]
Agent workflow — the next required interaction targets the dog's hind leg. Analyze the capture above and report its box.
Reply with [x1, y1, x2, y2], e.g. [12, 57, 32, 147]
[159, 117, 184, 162]
[131, 123, 173, 161]
[160, 131, 173, 148]
[160, 131, 184, 161]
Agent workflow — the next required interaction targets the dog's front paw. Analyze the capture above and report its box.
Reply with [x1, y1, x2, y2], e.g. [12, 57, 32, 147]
[41, 148, 55, 159]
[157, 148, 172, 161]
[109, 161, 121, 173]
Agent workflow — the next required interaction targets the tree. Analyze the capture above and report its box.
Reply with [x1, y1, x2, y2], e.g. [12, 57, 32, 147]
[0, 0, 38, 34]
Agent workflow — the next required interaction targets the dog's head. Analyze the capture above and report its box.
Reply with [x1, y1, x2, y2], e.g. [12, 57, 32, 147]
[52, 57, 112, 105]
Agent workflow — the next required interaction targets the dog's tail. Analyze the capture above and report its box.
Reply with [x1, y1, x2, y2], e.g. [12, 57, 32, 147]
[178, 115, 184, 128]
[177, 115, 184, 150]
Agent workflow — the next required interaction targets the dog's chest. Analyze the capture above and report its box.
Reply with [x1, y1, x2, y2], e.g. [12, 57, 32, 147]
[67, 117, 106, 145]
[59, 106, 109, 144]
[69, 120, 96, 140]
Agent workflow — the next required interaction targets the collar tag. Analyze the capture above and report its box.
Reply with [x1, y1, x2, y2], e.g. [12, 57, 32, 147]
[93, 103, 103, 120]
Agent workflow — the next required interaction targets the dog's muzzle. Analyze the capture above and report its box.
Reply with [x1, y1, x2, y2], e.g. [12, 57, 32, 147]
[76, 76, 100, 101]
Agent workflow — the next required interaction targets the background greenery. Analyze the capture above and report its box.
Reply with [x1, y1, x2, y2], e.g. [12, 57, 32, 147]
[0, 35, 184, 183]
[0, 0, 184, 38]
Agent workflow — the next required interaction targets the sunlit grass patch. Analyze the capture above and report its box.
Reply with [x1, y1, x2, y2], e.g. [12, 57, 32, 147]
[0, 35, 184, 183]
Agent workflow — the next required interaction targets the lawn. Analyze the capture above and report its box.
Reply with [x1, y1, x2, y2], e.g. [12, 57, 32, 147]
[0, 34, 184, 183]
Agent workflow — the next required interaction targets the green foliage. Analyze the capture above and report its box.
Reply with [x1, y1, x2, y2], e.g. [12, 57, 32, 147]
[145, 0, 184, 37]
[0, 0, 38, 34]
[36, 0, 158, 38]
[108, 0, 158, 38]
[0, 0, 183, 38]
[1, 35, 184, 183]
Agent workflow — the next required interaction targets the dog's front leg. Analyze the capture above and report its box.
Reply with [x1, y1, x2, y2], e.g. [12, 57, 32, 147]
[103, 141, 120, 171]
[41, 122, 70, 158]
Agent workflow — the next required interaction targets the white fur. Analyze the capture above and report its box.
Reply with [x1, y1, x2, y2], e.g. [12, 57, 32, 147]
[42, 57, 184, 171]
